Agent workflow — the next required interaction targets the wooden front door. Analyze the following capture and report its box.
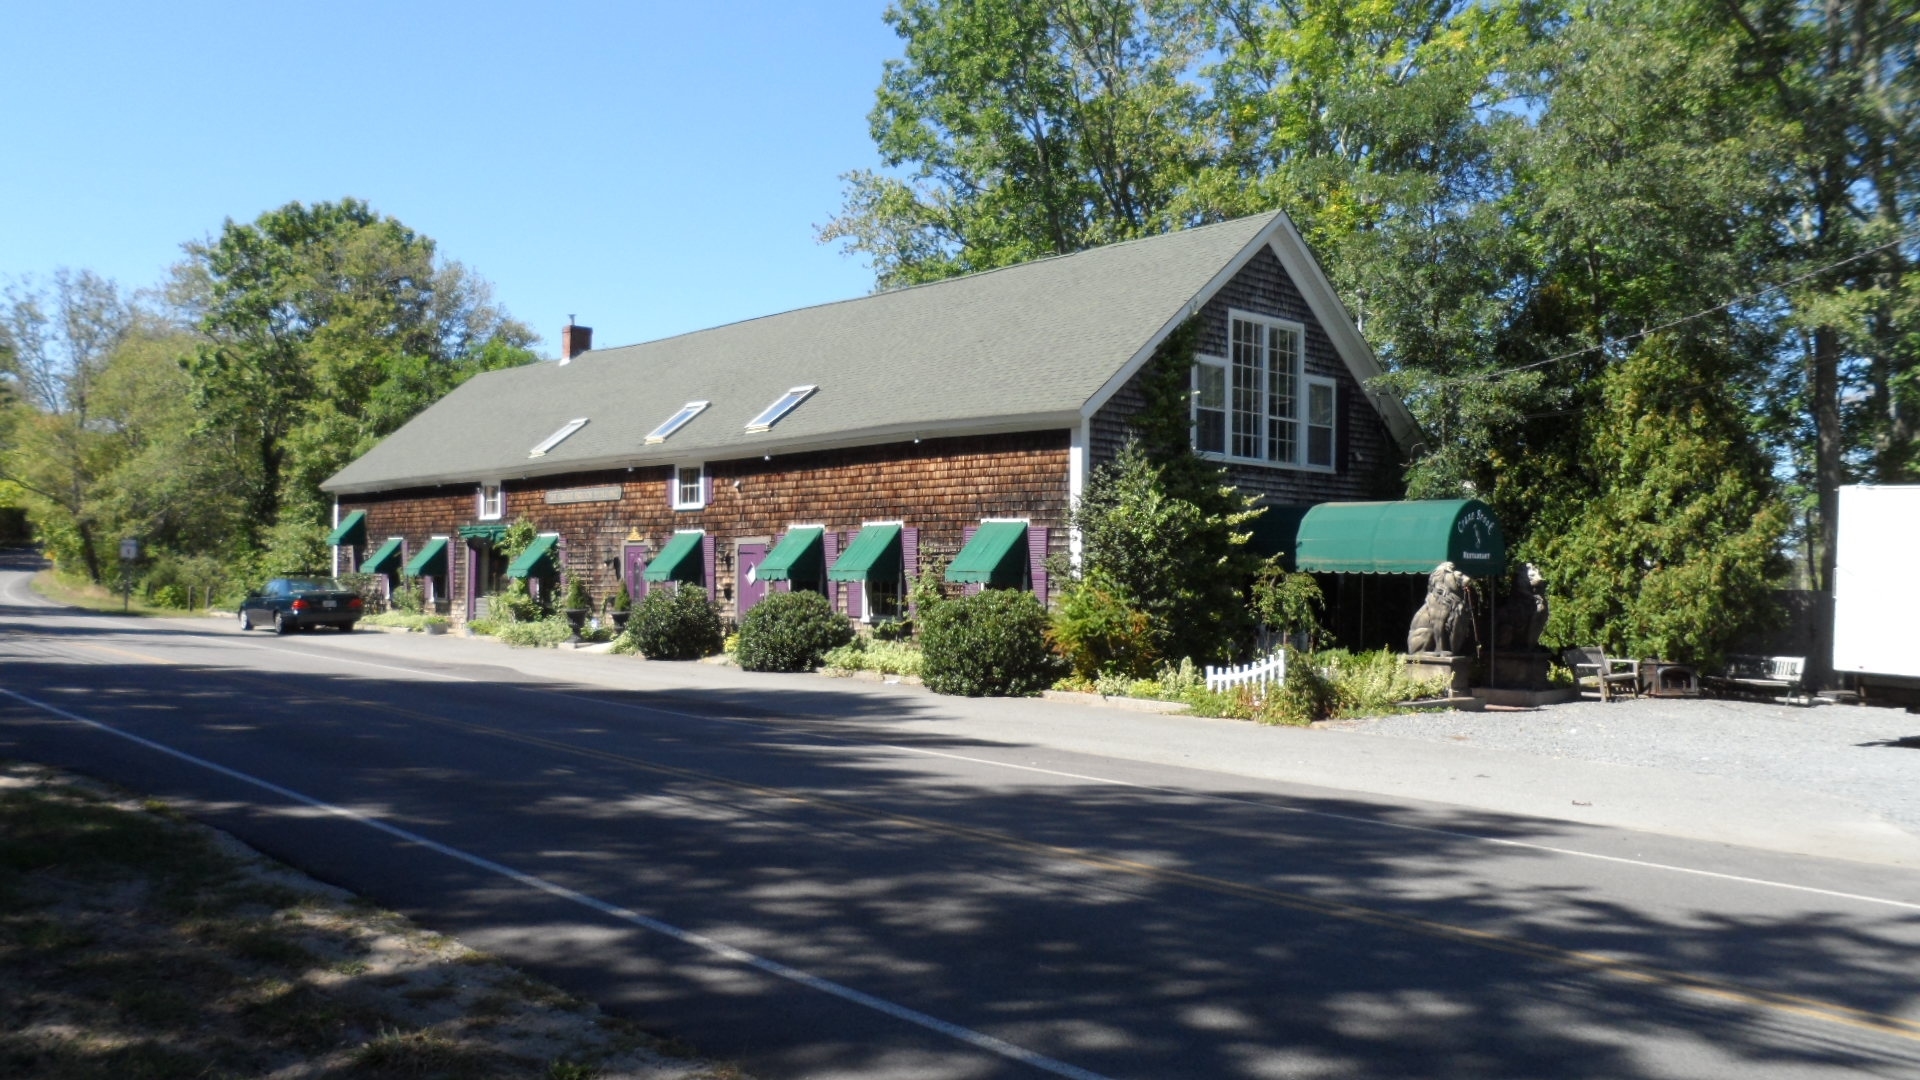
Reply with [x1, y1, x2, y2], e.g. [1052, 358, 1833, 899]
[623, 544, 649, 601]
[736, 542, 768, 617]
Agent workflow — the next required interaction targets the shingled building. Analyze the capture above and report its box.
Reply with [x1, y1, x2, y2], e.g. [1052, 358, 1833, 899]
[319, 211, 1419, 628]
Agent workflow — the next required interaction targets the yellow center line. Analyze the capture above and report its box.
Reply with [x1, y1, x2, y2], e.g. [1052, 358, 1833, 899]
[48, 637, 1920, 1044]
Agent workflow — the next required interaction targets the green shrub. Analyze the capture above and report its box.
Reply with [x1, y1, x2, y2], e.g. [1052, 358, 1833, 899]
[612, 586, 632, 612]
[1324, 649, 1451, 715]
[870, 617, 913, 642]
[920, 589, 1064, 697]
[562, 576, 590, 611]
[1047, 574, 1158, 681]
[1264, 648, 1335, 725]
[496, 616, 573, 648]
[822, 638, 924, 676]
[626, 585, 724, 660]
[489, 579, 542, 623]
[391, 581, 425, 613]
[736, 591, 853, 672]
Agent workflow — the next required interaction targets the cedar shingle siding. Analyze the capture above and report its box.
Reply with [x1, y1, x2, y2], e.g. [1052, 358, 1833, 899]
[1090, 245, 1399, 503]
[341, 432, 1069, 626]
[323, 212, 1420, 629]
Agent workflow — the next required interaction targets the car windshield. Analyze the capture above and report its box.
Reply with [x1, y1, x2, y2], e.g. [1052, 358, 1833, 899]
[282, 579, 340, 592]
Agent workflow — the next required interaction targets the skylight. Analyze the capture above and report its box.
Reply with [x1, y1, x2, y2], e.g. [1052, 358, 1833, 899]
[645, 401, 709, 444]
[529, 418, 588, 457]
[746, 386, 816, 432]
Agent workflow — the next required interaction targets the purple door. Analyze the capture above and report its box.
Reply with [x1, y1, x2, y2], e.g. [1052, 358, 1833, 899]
[736, 542, 768, 617]
[623, 544, 649, 601]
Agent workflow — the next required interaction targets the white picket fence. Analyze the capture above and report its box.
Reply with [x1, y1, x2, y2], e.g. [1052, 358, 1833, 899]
[1205, 648, 1287, 694]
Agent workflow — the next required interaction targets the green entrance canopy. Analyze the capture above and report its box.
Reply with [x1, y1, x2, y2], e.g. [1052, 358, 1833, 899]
[828, 524, 902, 582]
[758, 526, 824, 582]
[402, 537, 448, 578]
[506, 534, 559, 579]
[1247, 504, 1314, 568]
[361, 537, 404, 575]
[946, 521, 1029, 586]
[457, 523, 507, 543]
[644, 531, 705, 583]
[326, 510, 366, 547]
[1294, 499, 1505, 577]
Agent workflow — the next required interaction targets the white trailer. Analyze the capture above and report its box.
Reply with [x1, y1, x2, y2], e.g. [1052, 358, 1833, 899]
[1833, 484, 1920, 705]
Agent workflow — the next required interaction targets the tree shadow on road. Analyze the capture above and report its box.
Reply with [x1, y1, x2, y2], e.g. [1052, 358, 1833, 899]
[2, 653, 1918, 1080]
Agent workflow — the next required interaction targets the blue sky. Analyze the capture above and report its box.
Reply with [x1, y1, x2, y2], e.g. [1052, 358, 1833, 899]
[0, 1, 905, 353]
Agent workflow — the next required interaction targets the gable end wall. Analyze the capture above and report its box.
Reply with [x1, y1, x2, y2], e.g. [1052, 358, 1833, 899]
[1089, 244, 1399, 504]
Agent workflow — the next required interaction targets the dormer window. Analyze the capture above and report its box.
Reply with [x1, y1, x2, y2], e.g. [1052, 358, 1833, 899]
[645, 401, 709, 444]
[530, 418, 588, 457]
[746, 386, 816, 432]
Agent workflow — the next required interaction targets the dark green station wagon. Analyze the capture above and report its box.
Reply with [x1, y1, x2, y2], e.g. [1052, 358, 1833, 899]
[237, 578, 364, 634]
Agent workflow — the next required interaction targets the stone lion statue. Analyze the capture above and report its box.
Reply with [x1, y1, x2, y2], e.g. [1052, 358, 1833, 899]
[1492, 562, 1550, 653]
[1407, 562, 1472, 656]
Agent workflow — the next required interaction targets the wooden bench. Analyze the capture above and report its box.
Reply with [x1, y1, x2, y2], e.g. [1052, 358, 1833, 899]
[1703, 655, 1810, 705]
[1563, 647, 1640, 702]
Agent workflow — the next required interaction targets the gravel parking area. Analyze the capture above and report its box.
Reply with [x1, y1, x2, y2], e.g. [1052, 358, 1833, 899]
[1329, 696, 1920, 834]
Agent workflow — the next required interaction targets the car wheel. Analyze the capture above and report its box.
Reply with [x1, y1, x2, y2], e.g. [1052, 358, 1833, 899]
[238, 610, 253, 632]
[273, 612, 290, 635]
[340, 622, 356, 633]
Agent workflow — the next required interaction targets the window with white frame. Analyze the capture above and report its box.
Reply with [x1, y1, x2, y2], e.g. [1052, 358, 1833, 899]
[1192, 312, 1334, 470]
[478, 482, 503, 519]
[671, 464, 706, 510]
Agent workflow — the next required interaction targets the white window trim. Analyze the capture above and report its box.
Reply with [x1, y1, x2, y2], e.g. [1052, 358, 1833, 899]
[477, 481, 504, 520]
[856, 519, 907, 624]
[746, 385, 817, 432]
[670, 463, 707, 511]
[645, 401, 709, 444]
[529, 417, 589, 457]
[1189, 309, 1335, 473]
[1303, 375, 1339, 470]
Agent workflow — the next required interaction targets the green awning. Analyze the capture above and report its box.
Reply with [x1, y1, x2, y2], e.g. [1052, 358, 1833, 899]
[1294, 499, 1505, 577]
[506, 534, 559, 579]
[361, 537, 404, 575]
[402, 537, 448, 578]
[458, 523, 507, 542]
[828, 524, 902, 582]
[1247, 504, 1315, 568]
[758, 526, 824, 582]
[644, 531, 705, 583]
[326, 510, 367, 547]
[946, 521, 1028, 586]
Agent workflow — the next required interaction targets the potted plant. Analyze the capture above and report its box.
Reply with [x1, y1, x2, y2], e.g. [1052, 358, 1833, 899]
[421, 615, 449, 635]
[610, 586, 633, 632]
[561, 576, 592, 637]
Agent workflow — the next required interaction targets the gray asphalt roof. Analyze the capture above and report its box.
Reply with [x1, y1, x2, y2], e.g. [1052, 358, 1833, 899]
[323, 213, 1284, 494]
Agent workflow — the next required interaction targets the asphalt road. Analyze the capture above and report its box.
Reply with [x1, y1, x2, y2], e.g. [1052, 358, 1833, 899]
[4, 551, 1919, 1079]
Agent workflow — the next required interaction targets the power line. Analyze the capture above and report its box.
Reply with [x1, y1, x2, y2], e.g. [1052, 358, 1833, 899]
[1443, 229, 1920, 387]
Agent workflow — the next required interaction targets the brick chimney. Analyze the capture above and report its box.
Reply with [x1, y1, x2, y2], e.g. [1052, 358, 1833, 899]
[560, 318, 592, 363]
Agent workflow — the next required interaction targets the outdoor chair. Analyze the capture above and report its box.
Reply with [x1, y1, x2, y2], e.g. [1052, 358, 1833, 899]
[1563, 646, 1640, 702]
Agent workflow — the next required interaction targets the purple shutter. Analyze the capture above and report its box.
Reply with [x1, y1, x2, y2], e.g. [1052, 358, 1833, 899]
[701, 534, 717, 604]
[823, 529, 840, 611]
[844, 532, 864, 619]
[1028, 526, 1049, 607]
[962, 525, 982, 596]
[703, 472, 713, 506]
[902, 527, 919, 614]
[666, 472, 677, 506]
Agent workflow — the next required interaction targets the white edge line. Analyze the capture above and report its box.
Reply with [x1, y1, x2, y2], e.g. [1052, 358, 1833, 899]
[52, 614, 1920, 914]
[0, 685, 1116, 1080]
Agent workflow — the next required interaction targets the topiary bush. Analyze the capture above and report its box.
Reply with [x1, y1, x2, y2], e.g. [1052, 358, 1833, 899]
[625, 584, 724, 660]
[920, 589, 1065, 697]
[735, 590, 853, 672]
